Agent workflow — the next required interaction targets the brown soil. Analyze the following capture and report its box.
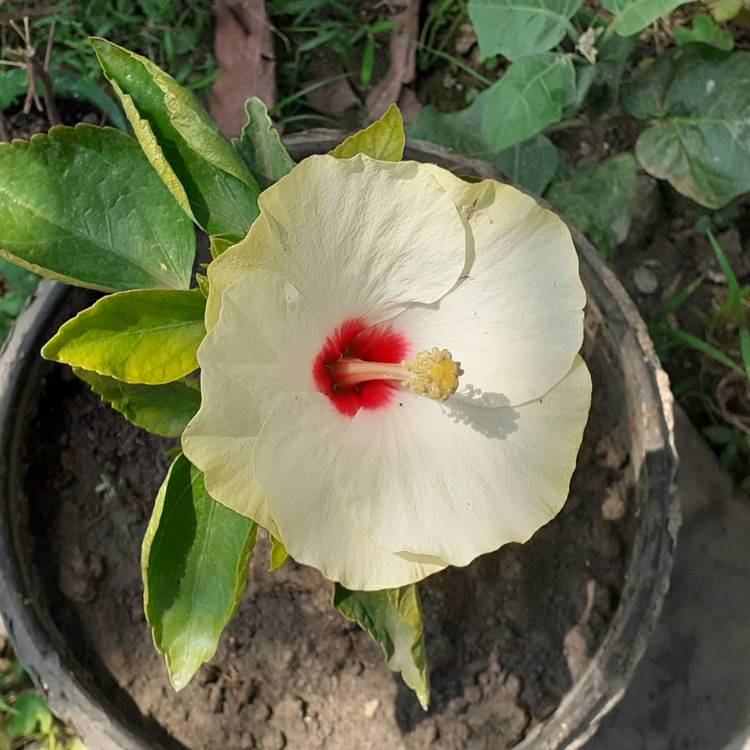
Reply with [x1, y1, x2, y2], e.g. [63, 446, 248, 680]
[20, 303, 634, 750]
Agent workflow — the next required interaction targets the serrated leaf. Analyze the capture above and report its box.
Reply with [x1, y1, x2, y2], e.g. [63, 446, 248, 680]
[468, 0, 582, 60]
[330, 103, 405, 161]
[42, 289, 205, 385]
[269, 535, 289, 571]
[624, 47, 750, 208]
[75, 369, 200, 437]
[481, 54, 576, 152]
[235, 98, 295, 189]
[0, 125, 195, 291]
[546, 153, 637, 257]
[333, 583, 430, 709]
[91, 37, 260, 237]
[602, 0, 692, 36]
[143, 454, 257, 690]
[674, 13, 734, 51]
[409, 96, 560, 193]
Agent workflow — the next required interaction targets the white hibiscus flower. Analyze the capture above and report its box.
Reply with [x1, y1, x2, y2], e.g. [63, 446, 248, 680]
[182, 153, 591, 591]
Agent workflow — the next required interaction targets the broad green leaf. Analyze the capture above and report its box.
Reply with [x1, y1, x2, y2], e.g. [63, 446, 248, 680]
[0, 68, 28, 110]
[602, 0, 691, 35]
[235, 98, 295, 190]
[143, 454, 256, 690]
[0, 125, 195, 291]
[333, 583, 430, 709]
[409, 96, 560, 193]
[586, 33, 637, 113]
[75, 369, 201, 437]
[494, 135, 561, 194]
[5, 692, 53, 740]
[0, 258, 39, 345]
[269, 535, 289, 571]
[623, 47, 750, 208]
[42, 290, 205, 385]
[481, 54, 576, 152]
[51, 67, 127, 130]
[546, 153, 637, 257]
[91, 37, 260, 238]
[330, 103, 405, 161]
[709, 0, 746, 21]
[674, 13, 734, 50]
[468, 0, 582, 60]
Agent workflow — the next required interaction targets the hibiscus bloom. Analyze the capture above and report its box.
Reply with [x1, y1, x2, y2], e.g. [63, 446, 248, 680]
[182, 154, 591, 591]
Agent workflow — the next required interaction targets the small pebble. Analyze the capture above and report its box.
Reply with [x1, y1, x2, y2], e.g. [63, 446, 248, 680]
[504, 673, 522, 698]
[363, 698, 380, 718]
[633, 265, 659, 294]
[602, 485, 626, 521]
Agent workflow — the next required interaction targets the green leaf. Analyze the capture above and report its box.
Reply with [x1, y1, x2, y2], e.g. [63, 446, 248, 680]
[624, 47, 750, 208]
[468, 0, 582, 60]
[494, 135, 561, 193]
[51, 68, 128, 130]
[333, 584, 430, 709]
[674, 13, 734, 51]
[546, 153, 637, 257]
[209, 234, 238, 259]
[143, 454, 257, 690]
[42, 289, 205, 385]
[709, 0, 746, 21]
[602, 0, 692, 36]
[330, 103, 405, 161]
[0, 68, 28, 110]
[409, 96, 560, 193]
[269, 536, 289, 571]
[75, 369, 201, 437]
[0, 125, 195, 292]
[5, 692, 53, 740]
[586, 33, 637, 113]
[235, 98, 295, 190]
[481, 54, 576, 152]
[91, 37, 261, 237]
[667, 326, 744, 374]
[0, 258, 39, 346]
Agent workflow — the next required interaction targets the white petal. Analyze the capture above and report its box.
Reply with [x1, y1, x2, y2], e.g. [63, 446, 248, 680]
[205, 154, 467, 331]
[254, 358, 591, 586]
[182, 270, 319, 534]
[393, 167, 586, 406]
[253, 390, 446, 590]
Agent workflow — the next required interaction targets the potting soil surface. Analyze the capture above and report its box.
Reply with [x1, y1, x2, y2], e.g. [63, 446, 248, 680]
[22, 320, 634, 750]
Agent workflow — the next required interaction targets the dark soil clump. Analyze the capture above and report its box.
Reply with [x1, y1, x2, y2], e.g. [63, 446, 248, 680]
[20, 307, 634, 750]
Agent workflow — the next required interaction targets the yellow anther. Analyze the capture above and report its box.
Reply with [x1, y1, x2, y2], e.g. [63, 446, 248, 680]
[403, 347, 463, 400]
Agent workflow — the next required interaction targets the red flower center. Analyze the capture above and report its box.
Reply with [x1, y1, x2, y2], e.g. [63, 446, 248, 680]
[312, 318, 410, 417]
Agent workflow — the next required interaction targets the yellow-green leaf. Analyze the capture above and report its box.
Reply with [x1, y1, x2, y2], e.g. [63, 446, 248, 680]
[91, 37, 260, 238]
[333, 583, 430, 709]
[143, 454, 257, 690]
[269, 535, 289, 571]
[330, 103, 405, 162]
[42, 289, 205, 385]
[75, 369, 201, 437]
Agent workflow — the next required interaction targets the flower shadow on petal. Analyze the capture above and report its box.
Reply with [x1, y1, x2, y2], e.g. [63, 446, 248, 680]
[441, 385, 519, 440]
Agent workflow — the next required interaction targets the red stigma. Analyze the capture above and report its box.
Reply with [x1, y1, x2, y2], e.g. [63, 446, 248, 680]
[313, 318, 409, 417]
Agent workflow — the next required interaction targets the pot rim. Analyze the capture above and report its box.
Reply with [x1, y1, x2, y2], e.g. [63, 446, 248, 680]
[0, 134, 679, 750]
